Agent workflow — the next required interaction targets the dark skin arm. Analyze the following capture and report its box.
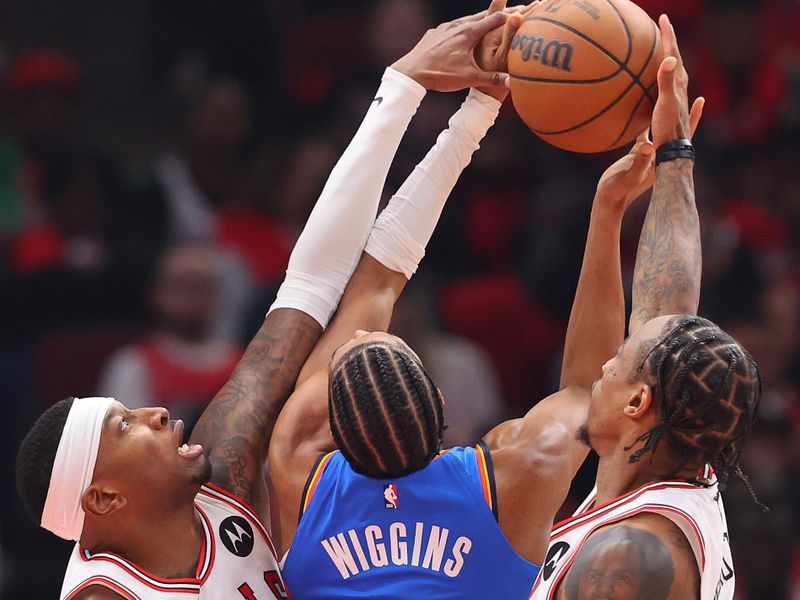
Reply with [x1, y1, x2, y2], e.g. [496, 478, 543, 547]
[553, 513, 700, 600]
[484, 136, 657, 565]
[485, 15, 706, 567]
[268, 4, 523, 556]
[629, 15, 704, 335]
[190, 309, 321, 519]
[269, 254, 407, 554]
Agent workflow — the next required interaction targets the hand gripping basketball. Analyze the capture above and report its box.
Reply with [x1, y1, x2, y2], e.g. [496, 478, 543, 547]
[391, 8, 526, 92]
[650, 14, 704, 149]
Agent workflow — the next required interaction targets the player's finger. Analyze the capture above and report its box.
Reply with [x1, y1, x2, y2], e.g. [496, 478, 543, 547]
[658, 14, 683, 65]
[656, 56, 678, 97]
[636, 128, 651, 146]
[451, 9, 489, 26]
[497, 13, 524, 57]
[689, 96, 705, 137]
[471, 68, 511, 90]
[488, 0, 508, 15]
[463, 10, 512, 42]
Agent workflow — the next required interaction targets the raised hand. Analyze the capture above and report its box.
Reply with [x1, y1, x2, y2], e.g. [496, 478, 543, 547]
[650, 14, 704, 148]
[596, 130, 656, 210]
[391, 9, 519, 92]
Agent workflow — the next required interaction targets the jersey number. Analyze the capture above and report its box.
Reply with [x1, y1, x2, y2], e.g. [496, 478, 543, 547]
[237, 570, 288, 599]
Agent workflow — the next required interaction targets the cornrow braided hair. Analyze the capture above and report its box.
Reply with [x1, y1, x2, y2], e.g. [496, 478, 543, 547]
[329, 341, 445, 479]
[625, 316, 765, 508]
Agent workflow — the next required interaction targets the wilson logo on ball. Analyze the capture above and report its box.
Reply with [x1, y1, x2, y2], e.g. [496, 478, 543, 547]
[510, 34, 574, 72]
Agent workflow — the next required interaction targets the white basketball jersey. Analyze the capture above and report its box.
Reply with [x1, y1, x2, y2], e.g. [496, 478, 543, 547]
[530, 468, 734, 600]
[60, 484, 289, 600]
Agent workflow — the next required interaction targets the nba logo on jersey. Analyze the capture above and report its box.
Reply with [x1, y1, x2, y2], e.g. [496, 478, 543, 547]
[383, 484, 398, 509]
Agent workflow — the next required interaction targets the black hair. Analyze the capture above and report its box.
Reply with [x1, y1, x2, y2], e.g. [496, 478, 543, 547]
[328, 341, 444, 478]
[626, 316, 763, 505]
[16, 397, 76, 523]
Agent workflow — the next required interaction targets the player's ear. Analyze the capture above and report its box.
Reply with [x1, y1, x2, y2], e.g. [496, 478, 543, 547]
[82, 484, 127, 517]
[623, 383, 653, 420]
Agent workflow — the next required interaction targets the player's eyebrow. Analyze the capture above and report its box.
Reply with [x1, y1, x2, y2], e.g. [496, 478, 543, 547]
[103, 402, 123, 428]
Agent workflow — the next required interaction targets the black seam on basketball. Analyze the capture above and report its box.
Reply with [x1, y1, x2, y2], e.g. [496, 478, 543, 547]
[636, 19, 660, 105]
[604, 0, 633, 64]
[527, 79, 637, 135]
[606, 16, 661, 147]
[605, 0, 657, 103]
[525, 16, 651, 97]
[509, 68, 623, 85]
[607, 85, 650, 149]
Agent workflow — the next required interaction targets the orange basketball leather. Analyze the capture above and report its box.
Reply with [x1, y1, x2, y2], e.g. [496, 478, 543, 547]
[509, 0, 662, 153]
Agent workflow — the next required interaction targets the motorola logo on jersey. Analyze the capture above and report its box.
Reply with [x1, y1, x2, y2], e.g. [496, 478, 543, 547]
[542, 541, 570, 580]
[384, 484, 399, 509]
[219, 516, 255, 558]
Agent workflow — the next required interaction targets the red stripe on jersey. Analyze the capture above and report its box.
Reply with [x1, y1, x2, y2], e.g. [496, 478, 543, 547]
[199, 483, 279, 560]
[64, 576, 141, 600]
[79, 550, 200, 593]
[195, 504, 216, 583]
[550, 480, 702, 537]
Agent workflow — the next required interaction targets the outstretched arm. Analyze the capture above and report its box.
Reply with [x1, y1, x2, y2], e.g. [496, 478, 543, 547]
[486, 14, 705, 568]
[190, 46, 431, 514]
[267, 8, 522, 551]
[560, 135, 655, 391]
[268, 86, 509, 553]
[192, 8, 519, 521]
[629, 15, 704, 335]
[484, 136, 657, 566]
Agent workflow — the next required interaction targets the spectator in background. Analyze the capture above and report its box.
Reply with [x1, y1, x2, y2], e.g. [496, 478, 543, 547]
[98, 243, 245, 432]
[135, 77, 294, 288]
[691, 0, 787, 145]
[0, 49, 80, 240]
[149, 78, 254, 244]
[389, 286, 507, 447]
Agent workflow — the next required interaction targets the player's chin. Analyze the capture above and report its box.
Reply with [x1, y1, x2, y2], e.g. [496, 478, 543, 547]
[187, 454, 212, 485]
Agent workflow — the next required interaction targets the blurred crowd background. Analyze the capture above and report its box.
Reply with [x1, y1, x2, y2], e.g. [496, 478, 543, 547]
[1, 0, 799, 597]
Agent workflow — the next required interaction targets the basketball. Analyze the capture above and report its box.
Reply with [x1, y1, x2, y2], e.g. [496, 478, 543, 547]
[508, 0, 662, 153]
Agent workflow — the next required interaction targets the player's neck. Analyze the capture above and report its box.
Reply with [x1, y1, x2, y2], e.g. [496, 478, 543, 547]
[80, 498, 204, 579]
[593, 444, 699, 506]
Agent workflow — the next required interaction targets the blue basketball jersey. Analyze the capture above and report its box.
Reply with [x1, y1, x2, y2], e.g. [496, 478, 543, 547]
[282, 442, 540, 599]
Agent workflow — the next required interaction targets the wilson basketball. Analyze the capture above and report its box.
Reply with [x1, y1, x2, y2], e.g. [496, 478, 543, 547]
[508, 0, 662, 153]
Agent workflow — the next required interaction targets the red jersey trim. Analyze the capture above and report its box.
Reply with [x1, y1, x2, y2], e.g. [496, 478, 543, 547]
[194, 504, 215, 583]
[551, 480, 703, 537]
[64, 576, 141, 600]
[78, 550, 200, 594]
[78, 504, 214, 594]
[299, 452, 336, 518]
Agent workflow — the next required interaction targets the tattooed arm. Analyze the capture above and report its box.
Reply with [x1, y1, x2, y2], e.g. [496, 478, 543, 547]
[190, 310, 321, 514]
[629, 15, 704, 335]
[555, 514, 700, 600]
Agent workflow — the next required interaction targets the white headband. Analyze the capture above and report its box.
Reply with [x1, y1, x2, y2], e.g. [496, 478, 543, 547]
[41, 397, 115, 541]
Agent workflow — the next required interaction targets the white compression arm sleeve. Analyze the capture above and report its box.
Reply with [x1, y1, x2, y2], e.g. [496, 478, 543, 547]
[365, 88, 502, 278]
[269, 68, 426, 326]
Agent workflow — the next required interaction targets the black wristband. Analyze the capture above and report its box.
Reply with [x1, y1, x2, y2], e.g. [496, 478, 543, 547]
[655, 138, 694, 165]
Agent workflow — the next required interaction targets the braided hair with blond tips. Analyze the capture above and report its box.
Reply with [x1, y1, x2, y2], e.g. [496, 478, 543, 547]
[625, 316, 763, 505]
[328, 341, 444, 479]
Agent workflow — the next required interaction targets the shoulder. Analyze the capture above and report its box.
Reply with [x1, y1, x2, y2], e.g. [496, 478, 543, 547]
[568, 513, 700, 600]
[69, 584, 128, 600]
[484, 387, 588, 478]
